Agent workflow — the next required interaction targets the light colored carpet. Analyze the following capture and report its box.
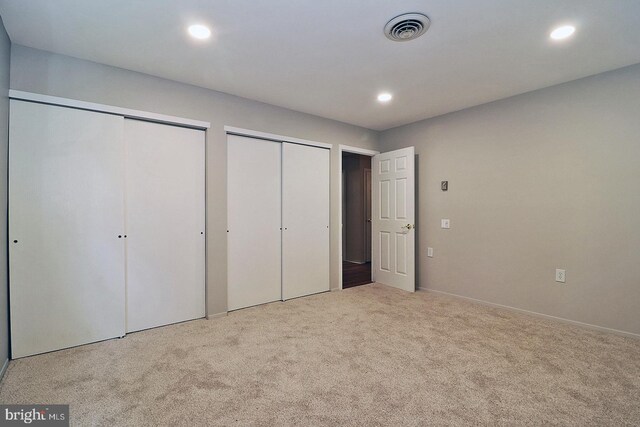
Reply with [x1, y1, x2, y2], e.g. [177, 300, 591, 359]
[1, 284, 639, 426]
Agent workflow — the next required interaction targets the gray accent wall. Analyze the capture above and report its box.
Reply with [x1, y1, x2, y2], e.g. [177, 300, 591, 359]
[380, 63, 640, 336]
[9, 45, 380, 316]
[0, 17, 9, 374]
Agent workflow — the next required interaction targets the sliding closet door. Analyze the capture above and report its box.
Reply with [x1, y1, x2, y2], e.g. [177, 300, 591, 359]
[9, 100, 126, 358]
[125, 120, 205, 332]
[282, 143, 330, 300]
[227, 135, 282, 310]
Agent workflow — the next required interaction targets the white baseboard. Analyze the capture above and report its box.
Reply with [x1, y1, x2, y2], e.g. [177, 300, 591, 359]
[343, 259, 367, 265]
[419, 287, 640, 339]
[207, 312, 228, 320]
[0, 358, 8, 383]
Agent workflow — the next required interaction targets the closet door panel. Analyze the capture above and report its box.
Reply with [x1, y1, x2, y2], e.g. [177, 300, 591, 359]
[227, 135, 282, 310]
[282, 143, 330, 300]
[9, 100, 126, 358]
[125, 119, 205, 332]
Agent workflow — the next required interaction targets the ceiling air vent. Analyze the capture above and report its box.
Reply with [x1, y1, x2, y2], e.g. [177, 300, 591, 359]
[384, 13, 430, 42]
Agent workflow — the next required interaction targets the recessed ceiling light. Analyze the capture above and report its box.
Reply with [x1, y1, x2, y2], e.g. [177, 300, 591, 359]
[188, 24, 211, 40]
[377, 93, 393, 103]
[550, 25, 575, 40]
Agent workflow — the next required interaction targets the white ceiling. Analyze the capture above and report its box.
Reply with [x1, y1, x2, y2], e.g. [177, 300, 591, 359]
[1, 0, 639, 131]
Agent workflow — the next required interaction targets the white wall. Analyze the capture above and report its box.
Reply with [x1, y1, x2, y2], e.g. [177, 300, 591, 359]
[10, 45, 380, 316]
[0, 17, 9, 375]
[379, 63, 640, 336]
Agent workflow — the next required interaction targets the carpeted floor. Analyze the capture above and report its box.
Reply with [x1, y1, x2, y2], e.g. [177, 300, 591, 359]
[1, 284, 639, 426]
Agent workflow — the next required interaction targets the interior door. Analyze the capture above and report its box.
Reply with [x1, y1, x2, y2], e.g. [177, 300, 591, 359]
[282, 143, 330, 300]
[372, 147, 415, 292]
[9, 100, 126, 358]
[227, 135, 282, 310]
[125, 119, 205, 332]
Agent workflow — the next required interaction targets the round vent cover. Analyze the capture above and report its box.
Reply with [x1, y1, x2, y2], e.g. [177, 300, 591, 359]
[384, 13, 431, 42]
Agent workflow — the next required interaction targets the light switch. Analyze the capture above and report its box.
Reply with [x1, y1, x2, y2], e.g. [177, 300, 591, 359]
[427, 247, 434, 257]
[555, 269, 566, 283]
[441, 219, 450, 229]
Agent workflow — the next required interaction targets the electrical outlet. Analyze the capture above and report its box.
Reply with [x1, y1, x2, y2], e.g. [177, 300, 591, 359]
[555, 269, 566, 283]
[427, 247, 434, 257]
[441, 219, 450, 229]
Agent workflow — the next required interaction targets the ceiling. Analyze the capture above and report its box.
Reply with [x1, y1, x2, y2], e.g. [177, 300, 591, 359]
[1, 1, 639, 131]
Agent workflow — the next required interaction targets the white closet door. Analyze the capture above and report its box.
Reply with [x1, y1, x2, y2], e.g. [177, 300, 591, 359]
[227, 135, 282, 310]
[9, 100, 126, 358]
[125, 120, 205, 332]
[282, 143, 330, 300]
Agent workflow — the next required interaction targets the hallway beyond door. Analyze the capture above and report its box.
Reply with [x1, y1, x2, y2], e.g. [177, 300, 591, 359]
[342, 261, 372, 288]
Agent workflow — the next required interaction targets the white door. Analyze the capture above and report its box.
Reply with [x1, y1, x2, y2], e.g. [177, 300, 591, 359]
[9, 100, 126, 358]
[372, 147, 415, 292]
[125, 120, 205, 332]
[227, 135, 282, 310]
[282, 143, 330, 300]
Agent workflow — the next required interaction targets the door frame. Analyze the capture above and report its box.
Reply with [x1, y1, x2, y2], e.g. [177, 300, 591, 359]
[338, 144, 379, 290]
[364, 168, 372, 263]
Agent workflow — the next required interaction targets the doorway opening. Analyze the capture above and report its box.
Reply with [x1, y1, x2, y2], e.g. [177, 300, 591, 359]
[341, 151, 373, 288]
